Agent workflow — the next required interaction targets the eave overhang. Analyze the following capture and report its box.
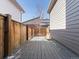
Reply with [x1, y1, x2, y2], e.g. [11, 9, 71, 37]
[47, 0, 57, 14]
[9, 0, 25, 13]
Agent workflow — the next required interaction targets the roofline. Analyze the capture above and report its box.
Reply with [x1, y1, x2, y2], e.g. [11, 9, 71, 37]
[23, 16, 40, 23]
[9, 0, 25, 13]
[47, 0, 57, 14]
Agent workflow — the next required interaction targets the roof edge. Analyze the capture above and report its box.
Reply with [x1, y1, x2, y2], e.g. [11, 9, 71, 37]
[23, 16, 40, 23]
[9, 0, 25, 13]
[47, 0, 57, 14]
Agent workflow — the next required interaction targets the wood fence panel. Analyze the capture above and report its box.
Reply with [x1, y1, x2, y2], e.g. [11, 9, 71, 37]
[22, 25, 26, 42]
[9, 21, 15, 54]
[0, 14, 27, 58]
[21, 24, 26, 44]
[28, 27, 32, 40]
[32, 28, 34, 37]
[34, 28, 39, 36]
[31, 28, 33, 38]
[34, 28, 47, 36]
[40, 28, 47, 36]
[0, 15, 4, 59]
[14, 22, 21, 48]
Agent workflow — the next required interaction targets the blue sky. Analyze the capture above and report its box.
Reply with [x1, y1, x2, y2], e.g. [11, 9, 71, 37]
[17, 0, 50, 22]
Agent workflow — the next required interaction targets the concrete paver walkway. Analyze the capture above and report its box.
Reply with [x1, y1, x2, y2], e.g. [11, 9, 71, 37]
[12, 37, 79, 59]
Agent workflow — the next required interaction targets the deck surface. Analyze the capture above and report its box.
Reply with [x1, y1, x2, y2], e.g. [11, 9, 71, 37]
[13, 37, 79, 59]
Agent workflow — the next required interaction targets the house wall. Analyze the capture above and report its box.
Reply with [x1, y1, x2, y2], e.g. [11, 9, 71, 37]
[50, 0, 79, 55]
[0, 0, 21, 22]
[50, 0, 66, 30]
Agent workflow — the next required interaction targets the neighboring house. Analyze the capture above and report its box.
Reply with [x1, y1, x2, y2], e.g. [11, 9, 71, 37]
[48, 0, 79, 55]
[0, 0, 24, 22]
[23, 17, 50, 39]
[23, 17, 42, 25]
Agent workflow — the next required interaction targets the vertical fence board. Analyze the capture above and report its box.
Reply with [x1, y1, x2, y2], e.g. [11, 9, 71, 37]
[14, 22, 21, 48]
[26, 26, 28, 40]
[23, 25, 26, 42]
[8, 15, 12, 56]
[28, 27, 32, 40]
[21, 24, 26, 44]
[10, 21, 15, 54]
[0, 15, 4, 59]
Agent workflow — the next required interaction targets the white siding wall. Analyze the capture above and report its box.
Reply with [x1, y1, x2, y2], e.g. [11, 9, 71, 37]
[0, 0, 21, 22]
[50, 0, 66, 30]
[50, 0, 79, 55]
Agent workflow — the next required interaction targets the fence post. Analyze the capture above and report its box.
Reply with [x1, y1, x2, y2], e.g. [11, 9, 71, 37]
[26, 25, 28, 40]
[8, 14, 13, 56]
[0, 15, 4, 59]
[4, 14, 11, 57]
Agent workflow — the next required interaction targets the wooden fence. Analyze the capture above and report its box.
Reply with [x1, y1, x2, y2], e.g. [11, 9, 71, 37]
[0, 14, 49, 59]
[33, 27, 47, 36]
[27, 25, 36, 40]
[0, 14, 28, 59]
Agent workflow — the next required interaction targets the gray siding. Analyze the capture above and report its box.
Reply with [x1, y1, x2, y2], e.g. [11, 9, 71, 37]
[50, 0, 79, 55]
